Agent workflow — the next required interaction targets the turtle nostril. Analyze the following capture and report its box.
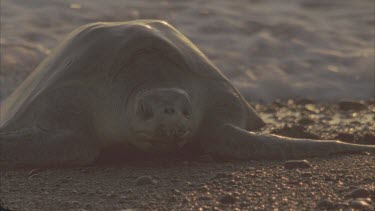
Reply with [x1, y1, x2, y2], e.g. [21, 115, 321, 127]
[164, 107, 175, 115]
[182, 109, 191, 118]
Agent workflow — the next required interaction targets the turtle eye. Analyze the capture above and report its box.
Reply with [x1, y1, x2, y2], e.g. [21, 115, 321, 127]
[164, 107, 175, 115]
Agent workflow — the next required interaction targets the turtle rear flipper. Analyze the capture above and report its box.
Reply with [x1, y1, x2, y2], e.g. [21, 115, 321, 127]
[202, 124, 375, 160]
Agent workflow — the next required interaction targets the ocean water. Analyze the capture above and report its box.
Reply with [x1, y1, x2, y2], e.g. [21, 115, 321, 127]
[1, 0, 374, 102]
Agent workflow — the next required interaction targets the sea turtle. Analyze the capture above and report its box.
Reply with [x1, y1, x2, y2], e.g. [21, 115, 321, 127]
[0, 20, 373, 167]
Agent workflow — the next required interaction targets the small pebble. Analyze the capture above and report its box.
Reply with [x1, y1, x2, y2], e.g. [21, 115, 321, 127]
[172, 189, 181, 195]
[107, 192, 117, 198]
[28, 168, 42, 176]
[301, 172, 313, 177]
[298, 117, 314, 125]
[182, 197, 190, 203]
[28, 174, 41, 179]
[284, 160, 311, 169]
[60, 178, 70, 183]
[338, 101, 366, 111]
[198, 196, 212, 201]
[84, 203, 93, 209]
[213, 172, 231, 179]
[135, 176, 156, 186]
[226, 180, 236, 186]
[316, 199, 335, 209]
[347, 188, 370, 198]
[70, 201, 80, 207]
[119, 195, 131, 202]
[170, 178, 180, 183]
[295, 98, 314, 105]
[168, 195, 177, 202]
[198, 185, 209, 192]
[86, 191, 96, 197]
[187, 182, 196, 187]
[219, 193, 236, 204]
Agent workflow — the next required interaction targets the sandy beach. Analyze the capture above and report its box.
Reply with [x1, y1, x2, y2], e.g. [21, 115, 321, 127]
[0, 0, 374, 210]
[1, 101, 374, 210]
[1, 0, 374, 102]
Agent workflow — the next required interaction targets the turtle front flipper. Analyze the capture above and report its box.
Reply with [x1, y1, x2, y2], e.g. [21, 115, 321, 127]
[201, 124, 375, 160]
[0, 127, 99, 168]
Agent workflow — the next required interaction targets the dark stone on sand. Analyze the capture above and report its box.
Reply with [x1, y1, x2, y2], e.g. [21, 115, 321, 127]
[28, 173, 41, 179]
[213, 172, 232, 179]
[226, 180, 237, 186]
[297, 117, 314, 125]
[263, 107, 276, 113]
[84, 203, 93, 209]
[106, 192, 117, 198]
[284, 160, 312, 169]
[59, 178, 70, 183]
[324, 175, 336, 181]
[182, 197, 190, 203]
[135, 176, 156, 186]
[219, 193, 236, 204]
[28, 168, 42, 176]
[271, 100, 283, 107]
[338, 101, 367, 111]
[300, 172, 313, 177]
[70, 201, 80, 207]
[198, 185, 209, 192]
[271, 125, 320, 139]
[198, 196, 212, 201]
[187, 182, 196, 187]
[316, 199, 335, 209]
[170, 178, 180, 183]
[168, 195, 177, 202]
[347, 188, 370, 198]
[172, 189, 181, 195]
[295, 98, 314, 105]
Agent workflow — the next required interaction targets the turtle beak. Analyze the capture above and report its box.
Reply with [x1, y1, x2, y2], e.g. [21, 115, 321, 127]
[155, 123, 192, 140]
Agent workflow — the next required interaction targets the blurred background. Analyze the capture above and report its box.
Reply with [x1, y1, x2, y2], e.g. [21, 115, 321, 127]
[1, 0, 374, 102]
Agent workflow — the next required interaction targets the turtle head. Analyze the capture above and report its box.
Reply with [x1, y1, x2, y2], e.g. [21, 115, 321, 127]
[130, 88, 193, 151]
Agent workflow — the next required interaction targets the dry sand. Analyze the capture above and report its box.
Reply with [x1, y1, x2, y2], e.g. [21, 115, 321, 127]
[0, 0, 374, 210]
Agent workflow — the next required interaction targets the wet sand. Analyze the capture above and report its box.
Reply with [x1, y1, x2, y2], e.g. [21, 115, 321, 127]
[1, 101, 374, 210]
